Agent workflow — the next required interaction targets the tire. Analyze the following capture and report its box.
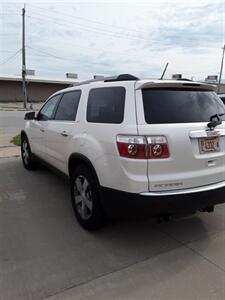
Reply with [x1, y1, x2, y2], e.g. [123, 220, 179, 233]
[21, 134, 36, 170]
[71, 165, 105, 230]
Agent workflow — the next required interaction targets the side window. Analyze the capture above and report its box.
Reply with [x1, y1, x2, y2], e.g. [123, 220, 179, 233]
[38, 94, 61, 121]
[87, 87, 125, 123]
[54, 91, 81, 121]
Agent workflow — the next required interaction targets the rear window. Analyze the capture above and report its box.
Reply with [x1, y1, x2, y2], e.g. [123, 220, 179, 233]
[87, 87, 125, 124]
[142, 89, 225, 124]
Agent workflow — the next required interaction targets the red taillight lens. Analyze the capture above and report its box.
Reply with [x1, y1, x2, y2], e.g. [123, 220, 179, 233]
[117, 135, 147, 159]
[147, 136, 170, 159]
[117, 135, 169, 159]
[149, 143, 169, 158]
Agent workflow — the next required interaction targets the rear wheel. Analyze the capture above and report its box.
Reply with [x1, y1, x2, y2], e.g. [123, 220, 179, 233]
[71, 165, 105, 230]
[21, 135, 36, 170]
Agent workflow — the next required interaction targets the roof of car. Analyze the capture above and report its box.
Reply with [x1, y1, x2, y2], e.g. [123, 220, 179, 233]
[50, 74, 216, 97]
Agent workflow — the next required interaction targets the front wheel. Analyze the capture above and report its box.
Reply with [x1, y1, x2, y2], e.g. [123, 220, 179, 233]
[71, 165, 105, 230]
[21, 135, 36, 170]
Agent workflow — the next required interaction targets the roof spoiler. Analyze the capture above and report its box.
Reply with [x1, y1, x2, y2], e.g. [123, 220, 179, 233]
[135, 81, 216, 91]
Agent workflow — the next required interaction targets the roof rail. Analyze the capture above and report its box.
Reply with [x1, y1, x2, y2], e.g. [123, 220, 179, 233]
[104, 74, 139, 82]
[176, 78, 193, 82]
[76, 74, 139, 86]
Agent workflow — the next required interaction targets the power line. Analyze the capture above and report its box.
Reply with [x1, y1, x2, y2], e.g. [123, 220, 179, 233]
[26, 12, 223, 48]
[26, 45, 147, 68]
[28, 3, 150, 35]
[2, 3, 224, 46]
[0, 49, 20, 52]
[26, 14, 146, 42]
[1, 6, 222, 50]
[0, 49, 21, 66]
[26, 46, 62, 59]
[26, 40, 159, 64]
[0, 34, 20, 36]
[26, 46, 114, 67]
[0, 13, 20, 15]
[28, 4, 225, 45]
[25, 46, 147, 77]
[25, 15, 143, 41]
[1, 3, 223, 80]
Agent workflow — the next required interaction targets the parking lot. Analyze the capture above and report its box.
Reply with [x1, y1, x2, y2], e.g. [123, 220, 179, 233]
[0, 157, 225, 300]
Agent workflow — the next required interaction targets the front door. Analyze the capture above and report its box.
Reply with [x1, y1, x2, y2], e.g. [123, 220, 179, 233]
[45, 90, 81, 173]
[29, 94, 62, 160]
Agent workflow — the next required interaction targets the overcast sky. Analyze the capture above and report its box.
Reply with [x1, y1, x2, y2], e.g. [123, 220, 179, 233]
[0, 0, 225, 80]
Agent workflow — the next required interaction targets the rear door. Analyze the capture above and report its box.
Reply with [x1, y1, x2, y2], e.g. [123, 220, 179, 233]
[135, 85, 225, 192]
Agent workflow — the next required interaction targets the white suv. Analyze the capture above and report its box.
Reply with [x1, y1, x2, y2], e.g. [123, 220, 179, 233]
[21, 74, 225, 230]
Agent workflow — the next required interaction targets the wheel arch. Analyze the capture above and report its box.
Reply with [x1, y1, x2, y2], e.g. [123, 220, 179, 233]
[21, 130, 34, 153]
[20, 130, 27, 138]
[68, 153, 100, 186]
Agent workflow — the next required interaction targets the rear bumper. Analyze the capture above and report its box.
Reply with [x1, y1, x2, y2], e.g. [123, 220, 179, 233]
[100, 182, 225, 217]
[141, 180, 225, 196]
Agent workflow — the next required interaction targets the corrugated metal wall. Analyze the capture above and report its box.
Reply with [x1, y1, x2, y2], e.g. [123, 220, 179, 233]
[0, 81, 70, 102]
[1, 80, 225, 102]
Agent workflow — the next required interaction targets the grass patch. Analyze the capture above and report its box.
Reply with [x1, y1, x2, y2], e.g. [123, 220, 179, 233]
[11, 134, 21, 146]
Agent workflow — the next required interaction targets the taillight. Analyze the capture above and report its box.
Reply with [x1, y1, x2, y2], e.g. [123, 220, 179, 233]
[116, 135, 147, 159]
[147, 136, 169, 159]
[117, 135, 169, 159]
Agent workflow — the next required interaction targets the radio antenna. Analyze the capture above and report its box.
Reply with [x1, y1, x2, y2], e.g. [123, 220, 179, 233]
[160, 62, 169, 80]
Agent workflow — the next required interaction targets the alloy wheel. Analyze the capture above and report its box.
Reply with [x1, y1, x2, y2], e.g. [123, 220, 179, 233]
[22, 139, 30, 166]
[74, 175, 93, 220]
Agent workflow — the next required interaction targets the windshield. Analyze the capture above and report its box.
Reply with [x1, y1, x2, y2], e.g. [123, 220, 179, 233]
[142, 89, 225, 124]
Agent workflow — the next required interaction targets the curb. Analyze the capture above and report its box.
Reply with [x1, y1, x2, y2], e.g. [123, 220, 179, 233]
[0, 108, 34, 112]
[0, 146, 20, 159]
[0, 155, 20, 159]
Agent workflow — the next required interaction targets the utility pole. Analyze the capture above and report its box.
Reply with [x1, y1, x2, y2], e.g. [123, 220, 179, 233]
[218, 45, 225, 94]
[22, 4, 27, 109]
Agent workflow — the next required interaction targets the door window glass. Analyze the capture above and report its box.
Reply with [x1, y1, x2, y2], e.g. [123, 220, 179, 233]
[38, 94, 61, 121]
[54, 91, 81, 121]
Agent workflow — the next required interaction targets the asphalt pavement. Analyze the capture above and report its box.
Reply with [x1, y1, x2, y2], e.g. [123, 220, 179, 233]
[0, 103, 42, 144]
[0, 157, 225, 300]
[0, 111, 25, 157]
[0, 111, 25, 135]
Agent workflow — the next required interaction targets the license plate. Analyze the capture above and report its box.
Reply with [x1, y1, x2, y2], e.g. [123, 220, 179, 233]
[198, 137, 220, 154]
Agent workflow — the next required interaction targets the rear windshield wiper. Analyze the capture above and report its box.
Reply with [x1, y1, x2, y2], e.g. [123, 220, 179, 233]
[207, 113, 224, 130]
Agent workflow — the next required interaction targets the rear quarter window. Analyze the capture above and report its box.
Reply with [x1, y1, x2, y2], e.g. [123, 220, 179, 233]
[87, 87, 126, 124]
[142, 89, 225, 124]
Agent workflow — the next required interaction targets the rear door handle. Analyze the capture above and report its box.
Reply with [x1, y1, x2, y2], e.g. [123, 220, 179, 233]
[40, 128, 45, 132]
[61, 131, 68, 137]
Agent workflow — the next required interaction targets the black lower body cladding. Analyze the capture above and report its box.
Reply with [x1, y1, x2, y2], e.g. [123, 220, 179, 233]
[100, 185, 225, 218]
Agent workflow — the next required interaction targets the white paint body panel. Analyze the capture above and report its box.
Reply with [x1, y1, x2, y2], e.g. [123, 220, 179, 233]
[135, 87, 225, 192]
[24, 78, 225, 195]
[26, 120, 47, 159]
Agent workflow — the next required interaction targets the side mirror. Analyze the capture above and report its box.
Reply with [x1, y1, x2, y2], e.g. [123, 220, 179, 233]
[24, 111, 36, 120]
